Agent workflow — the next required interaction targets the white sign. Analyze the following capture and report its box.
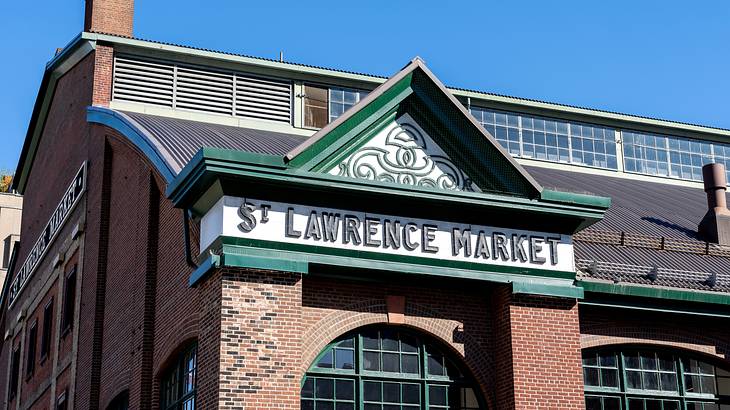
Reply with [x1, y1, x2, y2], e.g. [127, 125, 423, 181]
[201, 196, 574, 273]
[8, 162, 87, 307]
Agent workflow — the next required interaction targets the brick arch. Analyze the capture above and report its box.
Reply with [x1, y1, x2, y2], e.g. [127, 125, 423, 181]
[301, 299, 496, 410]
[581, 325, 730, 362]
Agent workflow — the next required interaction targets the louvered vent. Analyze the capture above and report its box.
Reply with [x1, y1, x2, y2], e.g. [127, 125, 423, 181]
[113, 57, 174, 106]
[235, 75, 291, 122]
[112, 55, 292, 123]
[176, 66, 234, 115]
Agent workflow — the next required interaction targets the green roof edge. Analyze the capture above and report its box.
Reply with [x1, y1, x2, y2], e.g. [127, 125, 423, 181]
[540, 189, 612, 209]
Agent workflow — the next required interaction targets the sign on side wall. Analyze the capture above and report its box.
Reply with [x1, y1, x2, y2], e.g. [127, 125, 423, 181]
[201, 196, 575, 273]
[8, 162, 87, 308]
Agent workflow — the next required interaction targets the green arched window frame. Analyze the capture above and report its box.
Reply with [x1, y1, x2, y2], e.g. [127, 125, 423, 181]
[301, 326, 486, 409]
[582, 346, 730, 410]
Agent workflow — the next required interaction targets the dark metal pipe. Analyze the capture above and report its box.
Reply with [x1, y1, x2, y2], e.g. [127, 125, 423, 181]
[183, 209, 198, 268]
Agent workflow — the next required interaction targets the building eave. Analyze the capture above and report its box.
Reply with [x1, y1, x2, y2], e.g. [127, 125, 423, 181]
[12, 33, 96, 193]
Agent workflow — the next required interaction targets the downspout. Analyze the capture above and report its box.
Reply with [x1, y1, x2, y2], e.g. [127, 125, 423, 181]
[183, 209, 198, 268]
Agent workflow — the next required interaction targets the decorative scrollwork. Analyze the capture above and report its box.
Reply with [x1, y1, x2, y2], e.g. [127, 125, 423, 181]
[334, 119, 476, 191]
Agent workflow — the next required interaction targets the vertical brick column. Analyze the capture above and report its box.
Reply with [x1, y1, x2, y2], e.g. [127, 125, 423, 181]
[197, 267, 303, 409]
[493, 285, 584, 410]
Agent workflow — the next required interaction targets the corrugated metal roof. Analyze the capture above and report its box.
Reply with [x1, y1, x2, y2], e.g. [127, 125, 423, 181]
[112, 111, 729, 294]
[527, 166, 706, 240]
[120, 111, 308, 172]
[529, 166, 730, 293]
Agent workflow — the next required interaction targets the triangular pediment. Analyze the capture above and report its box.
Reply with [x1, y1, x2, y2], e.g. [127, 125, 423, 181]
[286, 58, 543, 198]
[328, 113, 480, 192]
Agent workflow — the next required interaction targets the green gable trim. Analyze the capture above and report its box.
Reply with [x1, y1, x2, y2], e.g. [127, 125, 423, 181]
[284, 58, 544, 199]
[308, 108, 400, 174]
[288, 74, 414, 169]
[216, 243, 582, 299]
[218, 236, 576, 281]
[540, 189, 612, 209]
[13, 33, 96, 193]
[579, 280, 730, 306]
[168, 148, 608, 234]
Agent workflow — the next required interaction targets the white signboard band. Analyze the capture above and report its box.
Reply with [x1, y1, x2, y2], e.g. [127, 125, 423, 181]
[201, 196, 575, 273]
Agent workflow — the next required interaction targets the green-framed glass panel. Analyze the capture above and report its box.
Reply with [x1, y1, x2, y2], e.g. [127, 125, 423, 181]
[302, 326, 485, 409]
[582, 347, 730, 410]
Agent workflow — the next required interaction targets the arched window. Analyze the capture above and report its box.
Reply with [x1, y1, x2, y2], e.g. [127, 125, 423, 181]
[106, 390, 129, 410]
[582, 347, 730, 410]
[301, 326, 485, 409]
[160, 343, 197, 410]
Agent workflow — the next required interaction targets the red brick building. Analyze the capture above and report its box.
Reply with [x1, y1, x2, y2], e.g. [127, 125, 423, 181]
[2, 1, 730, 409]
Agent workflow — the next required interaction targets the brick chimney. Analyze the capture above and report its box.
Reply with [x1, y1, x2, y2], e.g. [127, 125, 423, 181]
[84, 0, 134, 37]
[698, 163, 730, 245]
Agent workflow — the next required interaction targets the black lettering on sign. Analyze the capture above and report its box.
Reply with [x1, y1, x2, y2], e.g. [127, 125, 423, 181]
[237, 202, 257, 233]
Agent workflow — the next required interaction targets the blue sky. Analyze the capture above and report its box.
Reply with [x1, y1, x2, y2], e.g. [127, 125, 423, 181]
[1, 0, 729, 172]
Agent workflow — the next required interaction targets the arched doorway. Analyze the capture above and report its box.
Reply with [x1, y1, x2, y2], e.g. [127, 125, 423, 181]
[301, 325, 485, 409]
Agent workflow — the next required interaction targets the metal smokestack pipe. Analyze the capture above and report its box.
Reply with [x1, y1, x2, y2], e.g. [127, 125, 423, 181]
[703, 163, 729, 213]
[699, 163, 730, 245]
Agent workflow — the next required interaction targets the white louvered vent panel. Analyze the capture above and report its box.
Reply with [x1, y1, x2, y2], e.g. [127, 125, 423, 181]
[113, 57, 174, 106]
[176, 67, 234, 115]
[235, 75, 292, 123]
[113, 56, 293, 123]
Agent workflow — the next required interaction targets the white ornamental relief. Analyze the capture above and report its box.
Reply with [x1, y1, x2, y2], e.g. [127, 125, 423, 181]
[329, 114, 479, 192]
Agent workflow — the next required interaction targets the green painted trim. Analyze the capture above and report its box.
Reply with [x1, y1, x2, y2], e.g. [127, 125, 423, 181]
[578, 280, 730, 306]
[287, 73, 414, 168]
[167, 148, 608, 227]
[222, 252, 309, 274]
[220, 236, 576, 281]
[13, 34, 96, 193]
[197, 147, 287, 168]
[87, 107, 176, 182]
[215, 242, 583, 299]
[541, 189, 611, 209]
[512, 280, 584, 299]
[308, 108, 400, 173]
[188, 254, 220, 287]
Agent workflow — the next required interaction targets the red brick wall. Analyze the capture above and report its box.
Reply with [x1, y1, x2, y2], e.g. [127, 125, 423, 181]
[196, 266, 222, 409]
[84, 0, 134, 37]
[493, 286, 585, 410]
[213, 267, 303, 409]
[580, 304, 730, 364]
[92, 45, 114, 107]
[20, 280, 57, 404]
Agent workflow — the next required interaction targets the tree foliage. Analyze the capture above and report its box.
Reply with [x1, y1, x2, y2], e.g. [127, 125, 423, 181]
[0, 174, 13, 193]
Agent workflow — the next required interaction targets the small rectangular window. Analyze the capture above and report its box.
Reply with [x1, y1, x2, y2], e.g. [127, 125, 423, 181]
[2, 236, 11, 269]
[41, 298, 54, 361]
[9, 345, 20, 400]
[56, 389, 68, 410]
[61, 267, 77, 335]
[303, 84, 328, 129]
[25, 320, 38, 378]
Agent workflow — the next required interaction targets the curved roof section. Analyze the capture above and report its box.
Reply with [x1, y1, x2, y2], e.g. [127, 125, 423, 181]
[87, 107, 308, 178]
